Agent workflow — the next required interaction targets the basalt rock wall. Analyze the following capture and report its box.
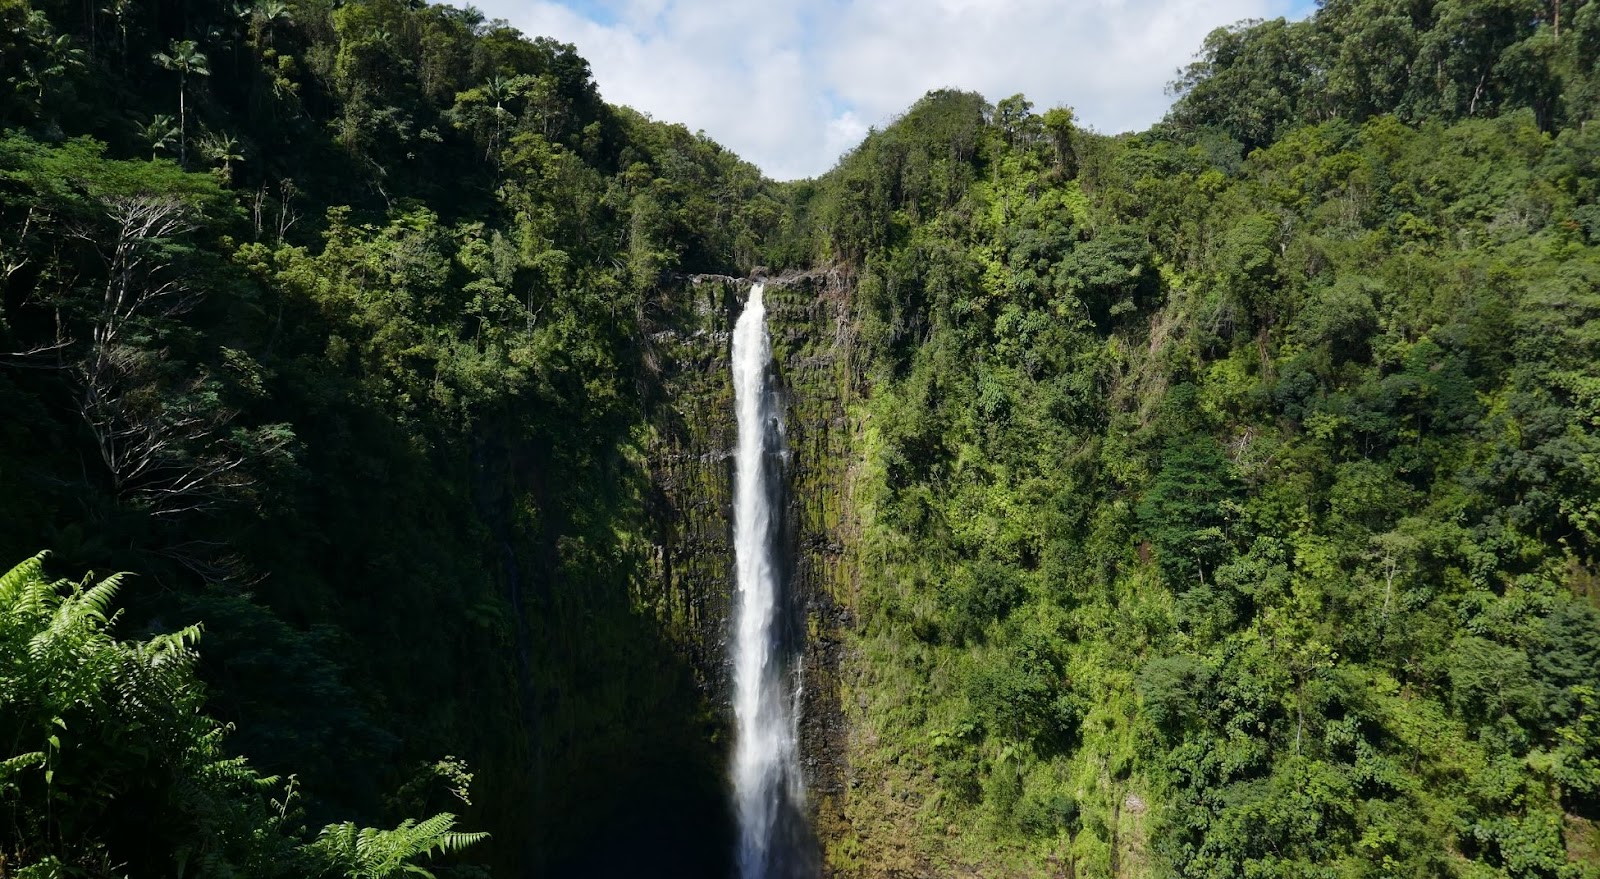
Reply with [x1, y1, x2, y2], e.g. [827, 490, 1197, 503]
[639, 269, 861, 873]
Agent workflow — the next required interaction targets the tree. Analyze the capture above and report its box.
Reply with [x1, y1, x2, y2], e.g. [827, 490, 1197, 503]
[1169, 19, 1316, 147]
[5, 9, 86, 123]
[1, 137, 292, 524]
[996, 93, 1042, 149]
[239, 0, 293, 56]
[152, 40, 210, 167]
[137, 114, 178, 159]
[198, 131, 243, 183]
[98, 0, 135, 65]
[450, 74, 531, 160]
[1137, 433, 1242, 585]
[1041, 106, 1076, 175]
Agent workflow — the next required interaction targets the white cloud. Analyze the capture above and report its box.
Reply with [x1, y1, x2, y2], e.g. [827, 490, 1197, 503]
[465, 0, 1308, 180]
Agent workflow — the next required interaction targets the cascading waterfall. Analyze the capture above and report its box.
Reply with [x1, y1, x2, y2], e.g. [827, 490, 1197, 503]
[731, 282, 812, 879]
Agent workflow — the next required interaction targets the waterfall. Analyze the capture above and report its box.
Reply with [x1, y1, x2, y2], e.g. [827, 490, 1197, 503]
[731, 282, 812, 879]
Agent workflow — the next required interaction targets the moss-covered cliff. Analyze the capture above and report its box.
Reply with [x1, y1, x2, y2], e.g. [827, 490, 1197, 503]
[637, 269, 863, 873]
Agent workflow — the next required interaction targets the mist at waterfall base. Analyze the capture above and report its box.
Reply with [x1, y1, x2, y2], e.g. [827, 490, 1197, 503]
[731, 283, 818, 879]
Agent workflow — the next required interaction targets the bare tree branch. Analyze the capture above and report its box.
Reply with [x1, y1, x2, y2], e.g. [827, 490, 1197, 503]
[0, 337, 73, 368]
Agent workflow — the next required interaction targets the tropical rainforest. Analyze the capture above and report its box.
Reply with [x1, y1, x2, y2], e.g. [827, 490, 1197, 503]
[2, 0, 1599, 876]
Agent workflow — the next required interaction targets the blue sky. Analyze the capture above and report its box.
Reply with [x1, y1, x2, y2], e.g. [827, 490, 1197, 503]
[468, 0, 1319, 180]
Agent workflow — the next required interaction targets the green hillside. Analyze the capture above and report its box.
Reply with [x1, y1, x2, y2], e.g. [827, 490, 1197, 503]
[3, 0, 1599, 877]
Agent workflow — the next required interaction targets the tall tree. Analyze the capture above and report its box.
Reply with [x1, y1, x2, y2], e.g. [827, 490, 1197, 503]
[151, 39, 209, 167]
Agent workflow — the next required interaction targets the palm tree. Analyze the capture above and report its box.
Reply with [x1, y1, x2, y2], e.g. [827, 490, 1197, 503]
[237, 0, 292, 55]
[99, 0, 134, 64]
[199, 131, 243, 183]
[11, 11, 86, 116]
[138, 114, 179, 160]
[152, 39, 210, 167]
[481, 75, 520, 155]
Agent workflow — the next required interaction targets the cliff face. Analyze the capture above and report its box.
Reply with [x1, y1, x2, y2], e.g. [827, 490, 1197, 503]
[639, 269, 861, 873]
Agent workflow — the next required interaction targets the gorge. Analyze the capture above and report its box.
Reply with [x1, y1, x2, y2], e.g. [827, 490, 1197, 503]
[3, 1, 1600, 878]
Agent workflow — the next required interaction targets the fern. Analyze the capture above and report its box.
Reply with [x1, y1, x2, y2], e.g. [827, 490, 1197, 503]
[0, 554, 268, 874]
[0, 551, 487, 879]
[0, 750, 47, 784]
[0, 553, 47, 605]
[305, 814, 488, 879]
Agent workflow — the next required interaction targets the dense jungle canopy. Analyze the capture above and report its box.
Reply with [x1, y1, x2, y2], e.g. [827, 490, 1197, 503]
[2, 0, 1600, 876]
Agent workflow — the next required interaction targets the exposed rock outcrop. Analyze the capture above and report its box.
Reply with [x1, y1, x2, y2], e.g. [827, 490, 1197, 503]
[639, 268, 861, 873]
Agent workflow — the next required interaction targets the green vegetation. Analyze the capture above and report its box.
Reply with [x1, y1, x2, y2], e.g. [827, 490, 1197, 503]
[0, 0, 778, 872]
[0, 553, 486, 879]
[3, 0, 1600, 876]
[792, 4, 1600, 874]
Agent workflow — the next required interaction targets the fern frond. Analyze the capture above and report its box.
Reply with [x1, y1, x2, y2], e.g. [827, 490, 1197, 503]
[0, 751, 46, 779]
[7, 561, 61, 621]
[140, 622, 204, 660]
[432, 830, 489, 853]
[0, 552, 47, 605]
[76, 571, 125, 622]
[306, 813, 486, 879]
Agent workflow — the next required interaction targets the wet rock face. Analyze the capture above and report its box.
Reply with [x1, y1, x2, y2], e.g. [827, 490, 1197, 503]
[640, 269, 860, 873]
[639, 276, 741, 683]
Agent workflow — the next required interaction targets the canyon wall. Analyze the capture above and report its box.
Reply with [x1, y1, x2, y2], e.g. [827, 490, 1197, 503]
[640, 270, 861, 874]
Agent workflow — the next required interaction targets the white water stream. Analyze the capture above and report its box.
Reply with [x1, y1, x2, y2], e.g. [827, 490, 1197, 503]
[731, 282, 809, 879]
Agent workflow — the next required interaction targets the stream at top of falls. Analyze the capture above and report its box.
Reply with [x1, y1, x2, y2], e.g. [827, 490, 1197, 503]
[730, 282, 815, 879]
